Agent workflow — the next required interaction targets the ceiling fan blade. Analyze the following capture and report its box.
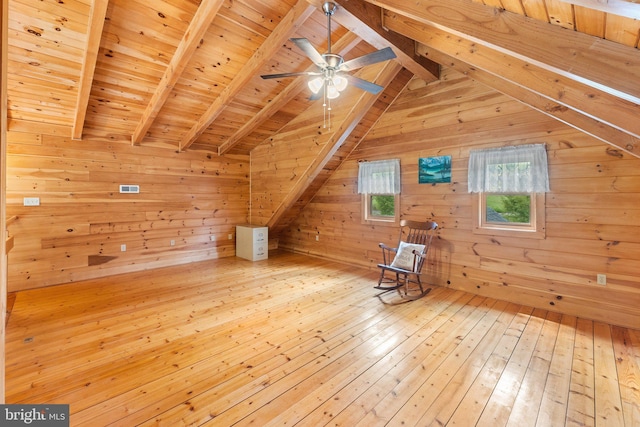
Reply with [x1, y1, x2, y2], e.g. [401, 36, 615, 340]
[345, 75, 384, 94]
[260, 71, 318, 80]
[291, 38, 328, 68]
[339, 47, 396, 72]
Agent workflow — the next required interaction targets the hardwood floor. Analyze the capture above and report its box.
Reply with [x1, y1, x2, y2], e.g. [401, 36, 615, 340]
[5, 251, 640, 426]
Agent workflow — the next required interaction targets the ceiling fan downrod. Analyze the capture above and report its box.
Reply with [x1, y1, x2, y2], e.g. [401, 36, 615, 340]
[323, 2, 337, 54]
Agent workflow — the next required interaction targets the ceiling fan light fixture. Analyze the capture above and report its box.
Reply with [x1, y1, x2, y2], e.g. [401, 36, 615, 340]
[332, 75, 348, 92]
[326, 84, 340, 99]
[308, 76, 324, 94]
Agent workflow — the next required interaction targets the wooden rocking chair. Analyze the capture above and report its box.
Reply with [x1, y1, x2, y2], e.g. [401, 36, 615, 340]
[374, 219, 438, 300]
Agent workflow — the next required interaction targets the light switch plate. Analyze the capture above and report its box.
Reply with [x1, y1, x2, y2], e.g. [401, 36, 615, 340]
[23, 197, 40, 206]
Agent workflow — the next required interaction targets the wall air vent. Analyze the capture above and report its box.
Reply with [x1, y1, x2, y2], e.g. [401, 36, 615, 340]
[119, 184, 140, 194]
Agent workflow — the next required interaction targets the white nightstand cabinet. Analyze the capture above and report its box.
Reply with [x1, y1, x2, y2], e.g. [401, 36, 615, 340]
[235, 225, 268, 261]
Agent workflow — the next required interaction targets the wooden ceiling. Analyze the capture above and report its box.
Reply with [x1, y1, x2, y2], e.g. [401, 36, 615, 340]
[5, 0, 640, 157]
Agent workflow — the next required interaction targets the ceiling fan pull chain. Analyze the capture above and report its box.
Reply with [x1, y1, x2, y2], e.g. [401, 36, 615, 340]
[322, 84, 331, 130]
[323, 86, 327, 129]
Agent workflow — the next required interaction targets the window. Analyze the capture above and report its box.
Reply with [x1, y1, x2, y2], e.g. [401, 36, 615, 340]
[485, 194, 532, 225]
[358, 159, 401, 223]
[474, 192, 545, 238]
[468, 144, 549, 238]
[363, 194, 400, 222]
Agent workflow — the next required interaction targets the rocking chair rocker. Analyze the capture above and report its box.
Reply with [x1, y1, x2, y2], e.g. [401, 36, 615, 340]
[374, 219, 438, 300]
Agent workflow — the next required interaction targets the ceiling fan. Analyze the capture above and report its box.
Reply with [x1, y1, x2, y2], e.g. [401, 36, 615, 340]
[260, 2, 397, 101]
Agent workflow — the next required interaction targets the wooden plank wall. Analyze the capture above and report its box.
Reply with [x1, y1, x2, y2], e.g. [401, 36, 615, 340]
[276, 68, 640, 329]
[249, 64, 385, 229]
[6, 131, 249, 292]
[250, 96, 348, 227]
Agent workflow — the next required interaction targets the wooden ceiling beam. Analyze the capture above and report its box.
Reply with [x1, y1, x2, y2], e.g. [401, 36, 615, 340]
[131, 0, 225, 146]
[331, 0, 439, 83]
[396, 15, 640, 142]
[216, 78, 308, 155]
[71, 0, 109, 140]
[383, 12, 640, 157]
[180, 0, 317, 152]
[217, 32, 361, 156]
[365, 0, 640, 104]
[267, 60, 405, 234]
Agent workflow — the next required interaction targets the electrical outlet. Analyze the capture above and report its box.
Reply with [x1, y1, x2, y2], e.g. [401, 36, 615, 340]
[596, 274, 607, 286]
[23, 197, 40, 206]
[315, 235, 319, 241]
[228, 234, 233, 240]
[121, 244, 126, 252]
[210, 235, 216, 241]
[170, 240, 175, 246]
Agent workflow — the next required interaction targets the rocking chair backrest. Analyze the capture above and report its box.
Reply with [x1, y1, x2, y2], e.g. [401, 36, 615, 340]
[398, 219, 438, 271]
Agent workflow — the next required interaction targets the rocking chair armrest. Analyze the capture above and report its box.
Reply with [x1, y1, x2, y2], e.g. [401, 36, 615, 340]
[412, 249, 427, 259]
[378, 242, 397, 252]
[379, 243, 398, 265]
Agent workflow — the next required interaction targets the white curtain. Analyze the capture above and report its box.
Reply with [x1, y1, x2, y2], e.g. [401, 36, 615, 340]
[468, 144, 549, 193]
[358, 159, 401, 194]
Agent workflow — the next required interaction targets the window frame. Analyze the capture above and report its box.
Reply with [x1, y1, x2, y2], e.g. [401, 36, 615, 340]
[473, 192, 545, 239]
[362, 193, 400, 224]
[358, 159, 401, 225]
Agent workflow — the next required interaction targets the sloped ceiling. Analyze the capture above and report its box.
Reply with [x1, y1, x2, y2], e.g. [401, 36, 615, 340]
[6, 0, 640, 232]
[6, 0, 640, 153]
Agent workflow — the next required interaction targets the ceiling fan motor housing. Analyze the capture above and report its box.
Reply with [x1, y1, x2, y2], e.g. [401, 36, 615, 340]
[322, 53, 343, 70]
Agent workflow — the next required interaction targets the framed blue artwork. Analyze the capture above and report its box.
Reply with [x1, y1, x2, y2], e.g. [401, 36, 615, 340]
[419, 155, 452, 184]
